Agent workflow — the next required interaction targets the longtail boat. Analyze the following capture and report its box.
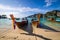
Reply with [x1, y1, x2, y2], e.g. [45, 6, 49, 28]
[10, 14, 28, 30]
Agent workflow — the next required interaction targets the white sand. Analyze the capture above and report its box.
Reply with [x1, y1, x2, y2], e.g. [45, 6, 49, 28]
[0, 26, 60, 40]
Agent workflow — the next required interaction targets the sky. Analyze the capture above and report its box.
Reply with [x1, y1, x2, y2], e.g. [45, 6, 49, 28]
[0, 0, 60, 18]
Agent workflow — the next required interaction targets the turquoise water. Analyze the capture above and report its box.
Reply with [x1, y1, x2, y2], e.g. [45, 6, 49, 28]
[0, 18, 60, 28]
[0, 19, 12, 28]
[0, 18, 40, 28]
[56, 18, 60, 22]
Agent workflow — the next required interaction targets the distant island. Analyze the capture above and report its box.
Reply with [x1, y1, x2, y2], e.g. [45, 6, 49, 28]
[27, 10, 60, 18]
[26, 10, 60, 22]
[0, 15, 7, 19]
[45, 10, 60, 17]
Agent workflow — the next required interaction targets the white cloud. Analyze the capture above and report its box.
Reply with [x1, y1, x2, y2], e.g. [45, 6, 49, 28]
[0, 4, 45, 12]
[45, 0, 57, 7]
[45, 0, 51, 6]
[0, 4, 46, 18]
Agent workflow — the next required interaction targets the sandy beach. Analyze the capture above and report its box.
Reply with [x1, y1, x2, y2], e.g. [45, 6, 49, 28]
[0, 0, 60, 40]
[0, 26, 60, 40]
